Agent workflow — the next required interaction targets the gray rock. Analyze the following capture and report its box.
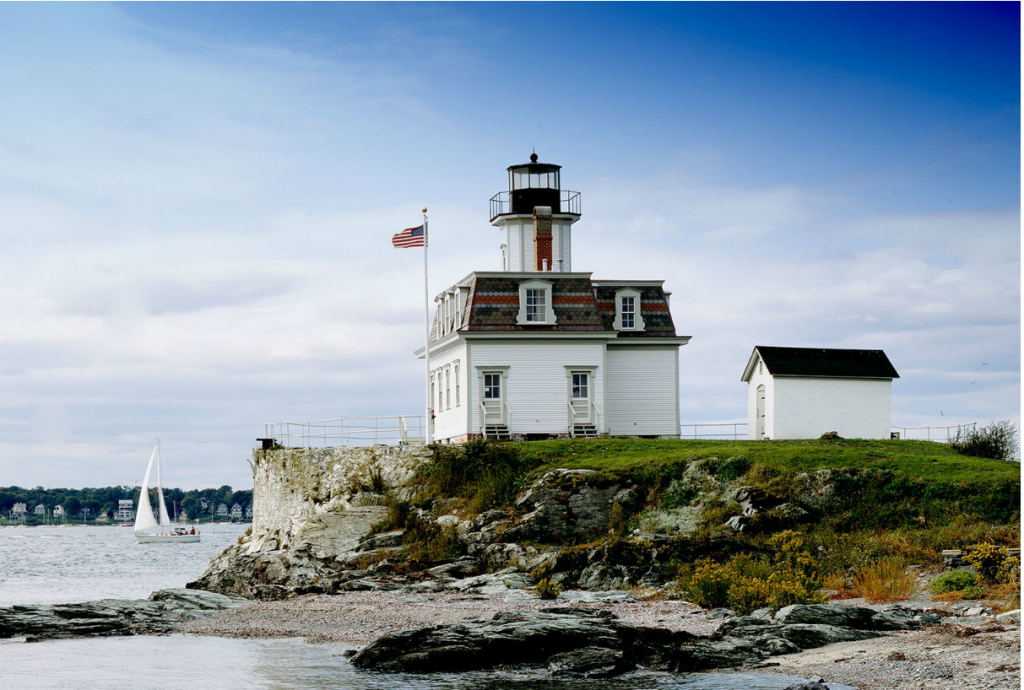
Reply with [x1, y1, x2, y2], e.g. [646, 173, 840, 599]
[996, 609, 1020, 624]
[708, 607, 735, 619]
[0, 589, 246, 641]
[349, 603, 942, 674]
[547, 646, 635, 678]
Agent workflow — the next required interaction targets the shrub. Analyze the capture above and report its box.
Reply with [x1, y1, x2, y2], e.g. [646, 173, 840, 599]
[964, 542, 1019, 584]
[534, 578, 561, 600]
[680, 559, 732, 610]
[930, 570, 979, 595]
[405, 520, 462, 563]
[949, 420, 1018, 461]
[678, 537, 826, 615]
[852, 559, 919, 603]
[420, 441, 526, 514]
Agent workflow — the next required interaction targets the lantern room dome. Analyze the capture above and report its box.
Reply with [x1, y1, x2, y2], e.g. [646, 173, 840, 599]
[490, 153, 581, 221]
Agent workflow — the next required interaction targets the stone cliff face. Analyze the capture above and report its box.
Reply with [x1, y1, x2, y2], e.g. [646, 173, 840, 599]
[253, 445, 429, 541]
[189, 444, 430, 598]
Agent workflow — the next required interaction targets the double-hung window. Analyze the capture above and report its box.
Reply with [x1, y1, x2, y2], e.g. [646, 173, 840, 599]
[613, 288, 645, 332]
[525, 289, 546, 322]
[621, 296, 635, 329]
[445, 367, 451, 409]
[516, 280, 556, 326]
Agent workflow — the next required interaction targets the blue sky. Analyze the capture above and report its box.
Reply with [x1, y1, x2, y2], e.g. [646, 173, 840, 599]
[0, 2, 1018, 489]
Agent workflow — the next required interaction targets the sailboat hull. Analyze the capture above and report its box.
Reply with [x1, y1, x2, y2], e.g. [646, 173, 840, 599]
[136, 533, 201, 544]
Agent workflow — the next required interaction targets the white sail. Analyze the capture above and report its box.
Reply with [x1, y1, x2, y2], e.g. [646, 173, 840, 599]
[134, 444, 159, 533]
[155, 442, 171, 527]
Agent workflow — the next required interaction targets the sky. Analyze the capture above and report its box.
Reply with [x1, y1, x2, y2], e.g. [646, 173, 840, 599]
[0, 2, 1019, 490]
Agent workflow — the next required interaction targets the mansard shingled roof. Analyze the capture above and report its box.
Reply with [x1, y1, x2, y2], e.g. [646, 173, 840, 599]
[753, 346, 900, 379]
[429, 273, 678, 340]
[464, 274, 605, 331]
[593, 284, 677, 337]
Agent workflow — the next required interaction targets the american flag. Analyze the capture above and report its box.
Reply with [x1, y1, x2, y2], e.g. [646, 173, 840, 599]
[392, 225, 426, 248]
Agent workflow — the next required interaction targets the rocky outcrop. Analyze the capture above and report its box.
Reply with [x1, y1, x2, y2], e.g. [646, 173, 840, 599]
[349, 603, 942, 675]
[0, 589, 246, 642]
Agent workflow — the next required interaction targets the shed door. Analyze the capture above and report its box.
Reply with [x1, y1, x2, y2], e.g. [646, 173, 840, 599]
[756, 384, 766, 440]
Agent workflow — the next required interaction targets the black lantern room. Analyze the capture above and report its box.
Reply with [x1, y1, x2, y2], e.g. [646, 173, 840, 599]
[490, 153, 581, 221]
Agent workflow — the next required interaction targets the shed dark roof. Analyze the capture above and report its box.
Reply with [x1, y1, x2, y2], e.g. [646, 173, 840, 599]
[755, 346, 899, 379]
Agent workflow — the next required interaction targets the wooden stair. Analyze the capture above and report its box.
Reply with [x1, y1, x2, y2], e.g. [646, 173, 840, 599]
[572, 424, 598, 438]
[483, 425, 510, 441]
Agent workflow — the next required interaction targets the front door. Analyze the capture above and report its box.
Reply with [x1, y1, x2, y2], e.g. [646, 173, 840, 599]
[570, 371, 591, 424]
[756, 384, 766, 439]
[482, 372, 505, 426]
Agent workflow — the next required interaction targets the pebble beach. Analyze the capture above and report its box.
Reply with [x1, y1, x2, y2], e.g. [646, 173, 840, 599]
[181, 590, 1021, 689]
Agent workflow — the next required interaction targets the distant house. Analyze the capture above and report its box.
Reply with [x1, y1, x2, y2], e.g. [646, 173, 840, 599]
[11, 502, 27, 517]
[34, 504, 46, 515]
[200, 498, 209, 511]
[230, 503, 243, 519]
[53, 505, 65, 517]
[245, 504, 253, 519]
[741, 346, 899, 441]
[215, 502, 229, 516]
[116, 499, 135, 522]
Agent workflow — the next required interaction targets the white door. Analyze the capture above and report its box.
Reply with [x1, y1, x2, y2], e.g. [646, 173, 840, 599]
[482, 372, 505, 425]
[570, 371, 591, 424]
[756, 384, 766, 440]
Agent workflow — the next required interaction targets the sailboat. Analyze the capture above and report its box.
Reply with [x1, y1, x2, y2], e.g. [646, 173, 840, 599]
[134, 441, 200, 544]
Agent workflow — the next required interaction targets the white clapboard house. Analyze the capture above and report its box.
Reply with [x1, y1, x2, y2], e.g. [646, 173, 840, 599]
[741, 346, 899, 440]
[419, 154, 690, 442]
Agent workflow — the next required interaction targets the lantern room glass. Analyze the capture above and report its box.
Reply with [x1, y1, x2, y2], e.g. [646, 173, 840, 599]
[509, 166, 559, 191]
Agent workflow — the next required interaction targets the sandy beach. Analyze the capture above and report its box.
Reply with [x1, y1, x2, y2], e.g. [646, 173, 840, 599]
[181, 591, 1020, 689]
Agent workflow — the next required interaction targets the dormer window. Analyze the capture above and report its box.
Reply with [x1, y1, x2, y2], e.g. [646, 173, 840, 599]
[612, 288, 645, 332]
[525, 289, 546, 322]
[621, 296, 636, 329]
[516, 279, 557, 326]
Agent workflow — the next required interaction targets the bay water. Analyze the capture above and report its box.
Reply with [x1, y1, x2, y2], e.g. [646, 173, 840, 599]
[0, 524, 831, 689]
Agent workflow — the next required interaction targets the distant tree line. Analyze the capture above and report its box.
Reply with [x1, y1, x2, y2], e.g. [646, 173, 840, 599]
[0, 485, 252, 524]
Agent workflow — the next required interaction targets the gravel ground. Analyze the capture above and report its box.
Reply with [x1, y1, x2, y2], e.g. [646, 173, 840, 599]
[181, 591, 1020, 689]
[180, 590, 721, 643]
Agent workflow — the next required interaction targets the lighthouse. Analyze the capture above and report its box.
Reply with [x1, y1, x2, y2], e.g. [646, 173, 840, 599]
[419, 154, 690, 443]
[490, 153, 581, 273]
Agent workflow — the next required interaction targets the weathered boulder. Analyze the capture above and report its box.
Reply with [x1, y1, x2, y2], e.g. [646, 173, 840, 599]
[0, 589, 246, 641]
[348, 603, 942, 675]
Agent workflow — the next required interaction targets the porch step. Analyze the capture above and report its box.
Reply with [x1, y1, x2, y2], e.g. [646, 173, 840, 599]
[483, 425, 510, 441]
[572, 424, 598, 438]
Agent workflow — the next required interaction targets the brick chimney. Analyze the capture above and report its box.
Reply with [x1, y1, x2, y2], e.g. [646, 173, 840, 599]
[534, 205, 552, 271]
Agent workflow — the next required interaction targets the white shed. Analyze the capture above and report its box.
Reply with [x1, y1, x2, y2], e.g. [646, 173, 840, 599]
[741, 346, 899, 440]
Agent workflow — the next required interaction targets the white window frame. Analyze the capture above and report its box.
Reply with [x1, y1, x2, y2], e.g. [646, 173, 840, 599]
[612, 288, 645, 332]
[515, 279, 557, 326]
[455, 363, 461, 407]
[445, 366, 451, 410]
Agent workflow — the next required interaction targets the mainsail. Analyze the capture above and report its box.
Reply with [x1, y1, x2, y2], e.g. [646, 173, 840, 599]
[155, 443, 171, 527]
[134, 444, 159, 533]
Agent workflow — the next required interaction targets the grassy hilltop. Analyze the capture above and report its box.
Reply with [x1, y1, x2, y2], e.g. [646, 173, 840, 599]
[418, 437, 1020, 568]
[401, 436, 1020, 610]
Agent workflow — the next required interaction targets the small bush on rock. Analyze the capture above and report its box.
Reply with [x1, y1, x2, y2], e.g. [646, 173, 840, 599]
[949, 420, 1018, 461]
[964, 542, 1020, 584]
[929, 570, 983, 600]
[534, 577, 561, 600]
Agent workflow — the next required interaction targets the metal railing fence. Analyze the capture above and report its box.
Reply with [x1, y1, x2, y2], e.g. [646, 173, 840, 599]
[679, 422, 748, 440]
[890, 423, 976, 442]
[263, 415, 425, 448]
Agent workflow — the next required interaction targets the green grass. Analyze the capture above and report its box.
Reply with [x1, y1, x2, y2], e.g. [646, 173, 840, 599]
[516, 437, 1020, 484]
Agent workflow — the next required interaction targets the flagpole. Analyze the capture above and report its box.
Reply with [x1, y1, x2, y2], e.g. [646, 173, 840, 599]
[422, 208, 432, 444]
